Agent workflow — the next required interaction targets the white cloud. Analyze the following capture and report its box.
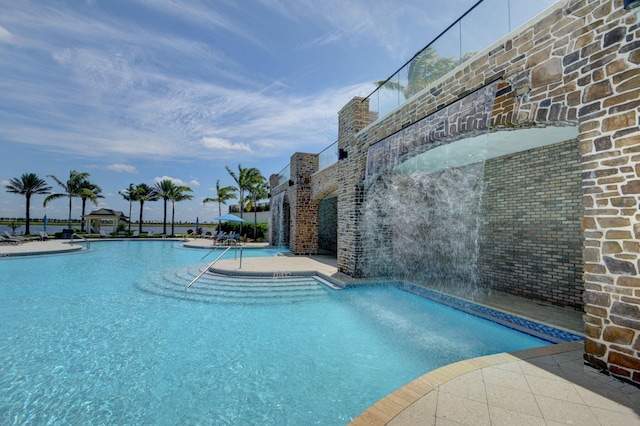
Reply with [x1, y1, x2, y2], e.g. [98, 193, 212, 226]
[107, 164, 138, 173]
[153, 176, 193, 187]
[200, 137, 253, 154]
[189, 179, 200, 187]
[0, 25, 12, 43]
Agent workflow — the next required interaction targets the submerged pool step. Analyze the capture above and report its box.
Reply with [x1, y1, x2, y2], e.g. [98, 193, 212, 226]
[136, 264, 330, 304]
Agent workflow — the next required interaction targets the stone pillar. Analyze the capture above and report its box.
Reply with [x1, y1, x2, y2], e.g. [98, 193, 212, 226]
[336, 97, 371, 276]
[289, 152, 319, 255]
[580, 0, 640, 385]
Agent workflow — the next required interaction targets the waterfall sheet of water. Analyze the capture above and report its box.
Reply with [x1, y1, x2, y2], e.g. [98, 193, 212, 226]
[360, 82, 497, 297]
[270, 192, 286, 247]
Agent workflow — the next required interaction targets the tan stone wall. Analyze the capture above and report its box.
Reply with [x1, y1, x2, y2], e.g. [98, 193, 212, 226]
[275, 0, 640, 384]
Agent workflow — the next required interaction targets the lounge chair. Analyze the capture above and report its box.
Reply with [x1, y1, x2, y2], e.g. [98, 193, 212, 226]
[0, 234, 22, 245]
[132, 230, 140, 237]
[39, 231, 50, 241]
[214, 232, 227, 244]
[100, 230, 109, 238]
[3, 231, 29, 242]
[147, 231, 154, 237]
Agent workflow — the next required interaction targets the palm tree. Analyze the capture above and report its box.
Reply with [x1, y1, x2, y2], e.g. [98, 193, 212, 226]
[118, 184, 135, 232]
[203, 180, 237, 232]
[132, 183, 158, 234]
[4, 173, 52, 235]
[375, 47, 475, 100]
[77, 179, 103, 232]
[43, 170, 91, 230]
[246, 177, 268, 240]
[168, 185, 193, 236]
[154, 179, 176, 236]
[225, 164, 262, 220]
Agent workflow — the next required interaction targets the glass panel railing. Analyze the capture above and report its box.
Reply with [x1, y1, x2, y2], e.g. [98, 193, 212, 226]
[460, 0, 509, 56]
[277, 164, 290, 186]
[318, 141, 338, 171]
[364, 0, 557, 122]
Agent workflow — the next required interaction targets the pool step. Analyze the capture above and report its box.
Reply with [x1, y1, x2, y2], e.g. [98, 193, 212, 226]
[136, 264, 330, 304]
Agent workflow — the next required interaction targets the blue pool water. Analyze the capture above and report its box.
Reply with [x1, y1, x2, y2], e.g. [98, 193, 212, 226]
[0, 241, 551, 425]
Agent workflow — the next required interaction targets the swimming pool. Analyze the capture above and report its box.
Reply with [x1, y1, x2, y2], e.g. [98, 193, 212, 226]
[1, 241, 552, 424]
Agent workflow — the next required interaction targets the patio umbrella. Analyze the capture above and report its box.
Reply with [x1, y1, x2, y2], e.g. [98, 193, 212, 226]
[213, 214, 245, 223]
[43, 214, 47, 232]
[195, 217, 199, 234]
[214, 213, 245, 235]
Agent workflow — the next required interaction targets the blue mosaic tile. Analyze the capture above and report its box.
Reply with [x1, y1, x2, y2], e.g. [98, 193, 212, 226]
[391, 282, 583, 343]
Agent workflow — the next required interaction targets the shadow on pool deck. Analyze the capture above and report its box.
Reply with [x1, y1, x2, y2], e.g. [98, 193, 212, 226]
[3, 238, 639, 424]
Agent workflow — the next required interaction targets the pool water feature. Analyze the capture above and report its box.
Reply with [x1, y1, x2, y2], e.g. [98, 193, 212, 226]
[1, 241, 554, 425]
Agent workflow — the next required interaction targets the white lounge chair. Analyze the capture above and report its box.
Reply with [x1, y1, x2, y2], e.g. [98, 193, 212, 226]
[100, 230, 109, 238]
[39, 231, 50, 241]
[132, 230, 140, 237]
[3, 231, 29, 242]
[0, 234, 23, 245]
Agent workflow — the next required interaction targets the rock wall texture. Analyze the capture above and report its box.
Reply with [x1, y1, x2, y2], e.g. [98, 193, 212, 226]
[271, 0, 640, 384]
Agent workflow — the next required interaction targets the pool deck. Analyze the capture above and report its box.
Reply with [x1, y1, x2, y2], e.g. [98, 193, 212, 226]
[2, 238, 639, 424]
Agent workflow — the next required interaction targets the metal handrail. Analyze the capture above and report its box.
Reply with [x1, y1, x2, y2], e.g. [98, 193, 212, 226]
[70, 233, 90, 249]
[186, 246, 232, 289]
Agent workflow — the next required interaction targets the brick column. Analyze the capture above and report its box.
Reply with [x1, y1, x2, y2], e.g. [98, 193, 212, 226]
[336, 97, 371, 276]
[289, 153, 319, 255]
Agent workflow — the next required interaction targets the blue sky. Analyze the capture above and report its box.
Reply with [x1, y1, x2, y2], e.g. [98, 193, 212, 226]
[0, 0, 504, 224]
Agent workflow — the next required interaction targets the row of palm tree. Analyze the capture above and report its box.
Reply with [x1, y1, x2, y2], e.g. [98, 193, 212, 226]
[119, 181, 194, 236]
[4, 164, 268, 238]
[5, 170, 103, 235]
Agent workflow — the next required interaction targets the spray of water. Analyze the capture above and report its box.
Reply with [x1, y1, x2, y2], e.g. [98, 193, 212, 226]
[360, 163, 487, 298]
[270, 192, 287, 247]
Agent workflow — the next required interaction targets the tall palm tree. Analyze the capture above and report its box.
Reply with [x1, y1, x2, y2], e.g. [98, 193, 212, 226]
[246, 177, 268, 240]
[169, 185, 193, 236]
[4, 173, 52, 235]
[43, 170, 91, 230]
[77, 179, 103, 232]
[118, 183, 135, 232]
[132, 183, 158, 234]
[225, 164, 262, 220]
[203, 180, 237, 229]
[154, 179, 176, 236]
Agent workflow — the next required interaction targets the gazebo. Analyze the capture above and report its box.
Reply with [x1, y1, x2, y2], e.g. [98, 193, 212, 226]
[83, 208, 128, 234]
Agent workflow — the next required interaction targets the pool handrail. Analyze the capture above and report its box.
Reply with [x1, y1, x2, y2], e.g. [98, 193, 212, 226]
[70, 233, 90, 249]
[187, 246, 232, 289]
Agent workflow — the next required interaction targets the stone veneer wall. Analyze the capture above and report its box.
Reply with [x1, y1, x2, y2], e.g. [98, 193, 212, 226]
[288, 153, 319, 255]
[318, 196, 338, 253]
[480, 139, 584, 309]
[274, 0, 640, 385]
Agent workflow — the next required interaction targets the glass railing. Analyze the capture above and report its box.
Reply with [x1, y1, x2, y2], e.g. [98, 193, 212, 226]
[318, 141, 338, 171]
[277, 164, 290, 186]
[365, 0, 557, 120]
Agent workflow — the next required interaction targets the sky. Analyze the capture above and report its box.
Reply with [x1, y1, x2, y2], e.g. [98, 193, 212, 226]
[0, 0, 494, 225]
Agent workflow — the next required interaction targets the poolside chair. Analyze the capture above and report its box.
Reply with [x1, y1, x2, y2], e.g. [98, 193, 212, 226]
[212, 231, 227, 245]
[100, 230, 109, 238]
[147, 231, 154, 237]
[39, 231, 50, 241]
[0, 234, 23, 245]
[3, 231, 29, 242]
[132, 230, 140, 237]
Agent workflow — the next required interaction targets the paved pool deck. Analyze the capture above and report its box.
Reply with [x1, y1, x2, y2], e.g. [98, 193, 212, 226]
[2, 238, 639, 424]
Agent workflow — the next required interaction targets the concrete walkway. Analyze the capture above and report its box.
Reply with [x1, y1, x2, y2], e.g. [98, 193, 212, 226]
[2, 239, 639, 424]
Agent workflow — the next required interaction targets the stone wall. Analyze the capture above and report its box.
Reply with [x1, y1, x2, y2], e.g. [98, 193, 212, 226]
[274, 0, 640, 385]
[288, 153, 319, 255]
[480, 139, 584, 309]
[318, 196, 338, 253]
